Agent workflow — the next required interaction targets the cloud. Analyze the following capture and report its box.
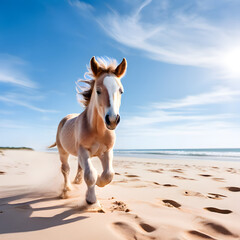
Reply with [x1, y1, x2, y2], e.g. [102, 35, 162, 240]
[0, 54, 37, 88]
[154, 88, 240, 110]
[0, 119, 56, 130]
[0, 72, 36, 88]
[120, 87, 239, 127]
[122, 112, 233, 127]
[116, 120, 240, 148]
[68, 0, 94, 13]
[115, 87, 240, 148]
[97, 0, 240, 79]
[0, 94, 58, 113]
[0, 54, 59, 113]
[116, 119, 240, 149]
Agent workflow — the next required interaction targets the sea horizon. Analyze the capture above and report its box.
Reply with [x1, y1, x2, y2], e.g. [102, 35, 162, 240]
[113, 148, 240, 161]
[45, 147, 240, 161]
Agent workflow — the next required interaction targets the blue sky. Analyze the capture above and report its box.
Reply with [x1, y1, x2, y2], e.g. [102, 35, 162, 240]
[0, 0, 240, 149]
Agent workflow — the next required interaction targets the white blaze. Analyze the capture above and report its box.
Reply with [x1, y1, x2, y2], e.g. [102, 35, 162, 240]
[103, 76, 120, 117]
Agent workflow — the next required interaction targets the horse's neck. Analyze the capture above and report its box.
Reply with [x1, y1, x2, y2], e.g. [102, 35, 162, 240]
[86, 96, 106, 136]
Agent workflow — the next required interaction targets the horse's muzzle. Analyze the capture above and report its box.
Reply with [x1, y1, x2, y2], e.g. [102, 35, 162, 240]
[105, 114, 120, 130]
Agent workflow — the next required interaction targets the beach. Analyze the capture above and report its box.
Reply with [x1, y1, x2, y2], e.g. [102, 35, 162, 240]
[0, 150, 240, 240]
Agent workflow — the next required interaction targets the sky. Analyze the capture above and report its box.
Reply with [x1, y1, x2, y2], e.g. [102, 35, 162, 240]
[0, 0, 240, 150]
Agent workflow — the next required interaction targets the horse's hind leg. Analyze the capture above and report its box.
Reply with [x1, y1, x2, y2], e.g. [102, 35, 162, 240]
[74, 163, 83, 184]
[59, 150, 72, 199]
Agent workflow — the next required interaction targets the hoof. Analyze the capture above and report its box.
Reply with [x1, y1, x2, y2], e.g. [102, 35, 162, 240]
[66, 184, 73, 191]
[86, 199, 95, 205]
[60, 191, 69, 199]
[73, 179, 82, 185]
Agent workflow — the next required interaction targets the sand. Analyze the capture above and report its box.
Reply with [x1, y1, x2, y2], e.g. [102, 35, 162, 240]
[0, 150, 240, 240]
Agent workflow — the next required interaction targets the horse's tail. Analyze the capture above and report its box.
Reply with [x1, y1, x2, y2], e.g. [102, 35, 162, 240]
[48, 142, 57, 148]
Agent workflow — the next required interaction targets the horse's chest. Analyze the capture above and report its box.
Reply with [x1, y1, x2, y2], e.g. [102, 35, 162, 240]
[90, 142, 107, 157]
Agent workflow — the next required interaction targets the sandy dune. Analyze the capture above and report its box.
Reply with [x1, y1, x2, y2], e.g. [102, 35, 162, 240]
[0, 150, 240, 240]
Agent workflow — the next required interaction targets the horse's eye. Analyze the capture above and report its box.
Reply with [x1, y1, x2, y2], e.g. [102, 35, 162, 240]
[97, 90, 101, 95]
[119, 88, 123, 94]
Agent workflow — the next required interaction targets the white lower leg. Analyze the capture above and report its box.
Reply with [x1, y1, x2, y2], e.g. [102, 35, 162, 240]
[84, 164, 98, 204]
[66, 178, 72, 191]
[86, 185, 97, 204]
[78, 147, 98, 204]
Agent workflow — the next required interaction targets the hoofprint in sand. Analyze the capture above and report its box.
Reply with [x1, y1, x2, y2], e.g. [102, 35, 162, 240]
[0, 150, 240, 240]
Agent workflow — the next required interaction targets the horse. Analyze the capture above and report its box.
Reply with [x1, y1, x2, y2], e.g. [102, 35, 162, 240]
[49, 56, 127, 204]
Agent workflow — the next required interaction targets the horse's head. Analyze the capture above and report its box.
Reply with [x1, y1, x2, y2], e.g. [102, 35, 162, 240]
[90, 57, 127, 130]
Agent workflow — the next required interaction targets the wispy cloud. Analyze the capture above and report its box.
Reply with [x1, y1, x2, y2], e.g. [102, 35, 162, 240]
[0, 54, 37, 88]
[116, 120, 240, 148]
[121, 87, 239, 127]
[0, 94, 58, 113]
[96, 0, 240, 80]
[0, 72, 36, 88]
[116, 87, 240, 148]
[68, 0, 94, 13]
[122, 112, 233, 127]
[0, 119, 56, 130]
[154, 88, 240, 110]
[0, 54, 59, 113]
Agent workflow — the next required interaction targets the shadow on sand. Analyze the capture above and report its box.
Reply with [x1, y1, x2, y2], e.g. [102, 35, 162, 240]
[0, 191, 89, 234]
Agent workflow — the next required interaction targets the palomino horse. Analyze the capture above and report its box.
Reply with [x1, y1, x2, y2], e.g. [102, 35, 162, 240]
[49, 57, 127, 204]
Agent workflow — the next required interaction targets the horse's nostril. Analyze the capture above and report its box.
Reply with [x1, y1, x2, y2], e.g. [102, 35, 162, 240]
[116, 115, 120, 124]
[105, 115, 110, 125]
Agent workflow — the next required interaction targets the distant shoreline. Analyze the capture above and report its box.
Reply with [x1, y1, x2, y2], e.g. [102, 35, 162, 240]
[0, 147, 34, 151]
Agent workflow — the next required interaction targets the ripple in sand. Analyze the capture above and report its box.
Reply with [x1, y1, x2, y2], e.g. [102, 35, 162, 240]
[204, 207, 232, 214]
[212, 177, 225, 182]
[173, 175, 195, 180]
[226, 186, 240, 192]
[184, 190, 205, 198]
[226, 168, 237, 173]
[199, 174, 212, 177]
[170, 169, 184, 173]
[207, 193, 227, 200]
[125, 174, 139, 178]
[162, 199, 181, 208]
[112, 222, 154, 240]
[139, 222, 156, 232]
[163, 184, 177, 187]
[201, 221, 238, 237]
[147, 169, 164, 173]
[188, 230, 216, 239]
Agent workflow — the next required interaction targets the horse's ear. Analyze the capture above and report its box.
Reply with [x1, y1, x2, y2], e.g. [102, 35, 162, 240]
[90, 56, 100, 76]
[115, 58, 127, 78]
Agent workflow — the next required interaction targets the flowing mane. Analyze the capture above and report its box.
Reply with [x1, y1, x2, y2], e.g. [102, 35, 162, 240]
[76, 57, 117, 107]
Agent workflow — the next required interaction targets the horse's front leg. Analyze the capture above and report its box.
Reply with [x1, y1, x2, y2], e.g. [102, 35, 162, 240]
[78, 146, 98, 204]
[96, 149, 115, 187]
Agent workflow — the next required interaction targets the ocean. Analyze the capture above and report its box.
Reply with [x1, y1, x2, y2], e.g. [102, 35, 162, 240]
[114, 148, 240, 161]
